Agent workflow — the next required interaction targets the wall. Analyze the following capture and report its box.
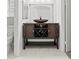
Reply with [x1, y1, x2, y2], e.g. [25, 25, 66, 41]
[66, 0, 71, 52]
[7, 17, 14, 25]
[14, 0, 23, 56]
[7, 0, 14, 26]
[7, 0, 14, 17]
[7, 0, 14, 54]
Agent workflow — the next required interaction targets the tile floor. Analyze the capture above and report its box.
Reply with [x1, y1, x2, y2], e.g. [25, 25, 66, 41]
[8, 47, 69, 59]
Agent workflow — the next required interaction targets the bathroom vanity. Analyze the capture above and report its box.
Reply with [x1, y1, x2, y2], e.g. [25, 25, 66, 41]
[23, 23, 59, 49]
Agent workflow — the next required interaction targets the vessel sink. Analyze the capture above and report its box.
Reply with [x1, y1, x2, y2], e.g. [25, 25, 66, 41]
[34, 17, 48, 23]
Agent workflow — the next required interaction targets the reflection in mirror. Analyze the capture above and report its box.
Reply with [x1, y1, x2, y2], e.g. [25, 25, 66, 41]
[22, 5, 28, 19]
[22, 2, 28, 19]
[30, 6, 51, 20]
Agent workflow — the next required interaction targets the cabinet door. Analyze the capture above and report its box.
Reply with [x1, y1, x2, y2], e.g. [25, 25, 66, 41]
[23, 24, 34, 38]
[48, 24, 56, 38]
[48, 24, 59, 39]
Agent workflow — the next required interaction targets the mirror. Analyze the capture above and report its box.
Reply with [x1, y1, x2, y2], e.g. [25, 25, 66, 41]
[30, 5, 53, 22]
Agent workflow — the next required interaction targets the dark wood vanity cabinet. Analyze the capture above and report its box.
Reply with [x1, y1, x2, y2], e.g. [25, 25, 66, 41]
[23, 23, 59, 49]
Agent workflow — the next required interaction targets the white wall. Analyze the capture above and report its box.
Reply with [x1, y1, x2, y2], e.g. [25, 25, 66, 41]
[7, 0, 14, 17]
[7, 17, 14, 25]
[66, 0, 71, 52]
[7, 0, 14, 54]
[14, 0, 20, 56]
[7, 0, 14, 25]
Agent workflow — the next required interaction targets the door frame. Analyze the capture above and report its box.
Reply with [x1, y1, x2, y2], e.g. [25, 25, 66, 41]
[65, 0, 71, 52]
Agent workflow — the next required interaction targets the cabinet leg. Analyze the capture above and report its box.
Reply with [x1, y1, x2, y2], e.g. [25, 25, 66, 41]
[54, 39, 56, 45]
[23, 38, 26, 49]
[23, 45, 25, 49]
[26, 39, 28, 45]
[57, 38, 59, 49]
